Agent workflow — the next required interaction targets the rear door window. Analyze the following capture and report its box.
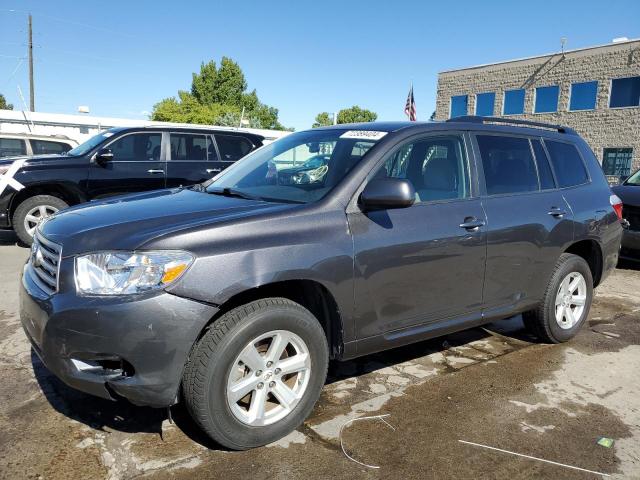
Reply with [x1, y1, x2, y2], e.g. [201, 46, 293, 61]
[476, 135, 539, 195]
[531, 139, 556, 190]
[0, 138, 27, 157]
[544, 141, 589, 188]
[215, 135, 254, 161]
[170, 133, 216, 161]
[30, 139, 72, 155]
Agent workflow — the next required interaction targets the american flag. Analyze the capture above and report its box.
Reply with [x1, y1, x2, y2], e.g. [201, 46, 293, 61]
[404, 84, 417, 121]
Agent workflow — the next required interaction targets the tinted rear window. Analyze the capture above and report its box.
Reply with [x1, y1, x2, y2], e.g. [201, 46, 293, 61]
[0, 138, 26, 157]
[544, 141, 589, 188]
[170, 133, 216, 161]
[30, 139, 71, 155]
[476, 135, 538, 195]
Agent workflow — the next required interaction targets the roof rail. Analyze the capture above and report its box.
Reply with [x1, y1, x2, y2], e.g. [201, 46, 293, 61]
[446, 116, 577, 135]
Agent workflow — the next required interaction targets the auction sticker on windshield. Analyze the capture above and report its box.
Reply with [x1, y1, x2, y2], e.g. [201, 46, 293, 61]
[340, 131, 388, 140]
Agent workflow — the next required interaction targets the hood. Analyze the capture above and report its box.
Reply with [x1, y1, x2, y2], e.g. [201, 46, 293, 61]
[40, 188, 295, 255]
[0, 153, 68, 165]
[612, 184, 640, 208]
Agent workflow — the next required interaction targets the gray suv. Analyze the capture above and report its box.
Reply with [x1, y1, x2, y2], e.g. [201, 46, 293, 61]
[20, 117, 623, 449]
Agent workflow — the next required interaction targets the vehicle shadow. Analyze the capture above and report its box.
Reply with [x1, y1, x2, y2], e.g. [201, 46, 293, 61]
[0, 229, 27, 247]
[617, 259, 640, 271]
[32, 316, 533, 451]
[325, 314, 531, 385]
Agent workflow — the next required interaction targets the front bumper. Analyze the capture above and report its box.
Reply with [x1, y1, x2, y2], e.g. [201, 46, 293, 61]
[20, 261, 218, 407]
[620, 229, 640, 261]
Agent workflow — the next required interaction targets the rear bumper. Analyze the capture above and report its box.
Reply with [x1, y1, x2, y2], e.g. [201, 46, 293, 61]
[20, 262, 218, 407]
[620, 229, 640, 261]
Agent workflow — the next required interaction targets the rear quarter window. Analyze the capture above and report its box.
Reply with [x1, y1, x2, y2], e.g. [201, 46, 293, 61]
[544, 140, 589, 188]
[216, 135, 254, 161]
[30, 139, 72, 155]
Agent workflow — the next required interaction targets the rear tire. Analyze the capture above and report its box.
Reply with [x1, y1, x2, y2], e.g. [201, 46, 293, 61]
[182, 298, 328, 450]
[13, 195, 68, 246]
[523, 253, 593, 343]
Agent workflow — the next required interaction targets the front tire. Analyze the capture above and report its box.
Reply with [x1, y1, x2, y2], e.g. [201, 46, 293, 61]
[182, 298, 329, 450]
[13, 195, 68, 245]
[523, 253, 593, 343]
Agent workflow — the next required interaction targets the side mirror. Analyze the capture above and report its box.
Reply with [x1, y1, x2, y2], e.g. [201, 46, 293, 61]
[95, 148, 114, 164]
[359, 177, 416, 211]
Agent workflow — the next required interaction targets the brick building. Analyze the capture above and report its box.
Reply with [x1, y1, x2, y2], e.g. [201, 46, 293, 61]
[435, 39, 640, 181]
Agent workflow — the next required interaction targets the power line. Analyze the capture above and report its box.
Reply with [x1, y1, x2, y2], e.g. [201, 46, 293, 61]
[0, 8, 136, 38]
[2, 58, 25, 89]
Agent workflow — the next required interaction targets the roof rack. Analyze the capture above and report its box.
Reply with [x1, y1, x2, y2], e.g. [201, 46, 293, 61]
[446, 116, 577, 135]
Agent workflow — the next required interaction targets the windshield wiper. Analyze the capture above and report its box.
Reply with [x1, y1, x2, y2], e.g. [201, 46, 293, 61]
[208, 187, 261, 201]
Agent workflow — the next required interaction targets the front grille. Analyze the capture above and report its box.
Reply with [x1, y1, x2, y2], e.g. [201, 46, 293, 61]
[30, 232, 62, 296]
[625, 205, 640, 231]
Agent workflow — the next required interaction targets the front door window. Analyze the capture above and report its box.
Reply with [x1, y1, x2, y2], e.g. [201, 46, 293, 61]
[109, 133, 162, 161]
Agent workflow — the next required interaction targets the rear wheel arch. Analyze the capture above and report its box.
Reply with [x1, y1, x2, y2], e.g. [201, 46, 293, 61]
[564, 239, 604, 287]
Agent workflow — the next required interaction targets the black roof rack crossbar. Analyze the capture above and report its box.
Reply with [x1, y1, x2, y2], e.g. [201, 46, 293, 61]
[446, 115, 577, 135]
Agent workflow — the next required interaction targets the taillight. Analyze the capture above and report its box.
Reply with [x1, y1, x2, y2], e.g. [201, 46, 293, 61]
[610, 194, 623, 220]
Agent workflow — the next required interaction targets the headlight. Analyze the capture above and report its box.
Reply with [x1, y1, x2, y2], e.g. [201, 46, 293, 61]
[75, 251, 194, 295]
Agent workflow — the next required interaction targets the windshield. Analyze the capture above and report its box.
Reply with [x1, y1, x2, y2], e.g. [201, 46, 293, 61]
[67, 129, 119, 156]
[205, 129, 383, 203]
[625, 169, 640, 186]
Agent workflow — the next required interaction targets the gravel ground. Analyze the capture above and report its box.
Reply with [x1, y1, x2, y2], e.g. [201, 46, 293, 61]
[1, 230, 639, 479]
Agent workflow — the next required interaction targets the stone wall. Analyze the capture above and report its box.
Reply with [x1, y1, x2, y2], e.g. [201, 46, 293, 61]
[435, 40, 640, 173]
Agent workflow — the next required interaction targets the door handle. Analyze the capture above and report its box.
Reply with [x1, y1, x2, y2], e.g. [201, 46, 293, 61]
[548, 207, 567, 218]
[206, 168, 221, 174]
[147, 169, 165, 174]
[459, 218, 485, 231]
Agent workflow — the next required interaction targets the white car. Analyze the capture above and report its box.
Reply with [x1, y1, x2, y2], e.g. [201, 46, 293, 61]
[0, 133, 78, 158]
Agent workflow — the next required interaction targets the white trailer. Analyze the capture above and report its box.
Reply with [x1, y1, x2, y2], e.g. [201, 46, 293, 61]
[0, 109, 290, 145]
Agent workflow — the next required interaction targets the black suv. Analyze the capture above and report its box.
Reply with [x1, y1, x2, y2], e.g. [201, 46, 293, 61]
[0, 126, 264, 244]
[612, 168, 640, 261]
[20, 117, 623, 450]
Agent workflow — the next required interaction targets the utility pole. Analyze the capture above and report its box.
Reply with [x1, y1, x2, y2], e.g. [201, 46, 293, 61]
[28, 13, 35, 112]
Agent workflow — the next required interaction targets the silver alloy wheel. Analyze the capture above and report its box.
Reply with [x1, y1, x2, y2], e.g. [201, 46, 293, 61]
[226, 329, 311, 426]
[24, 205, 58, 237]
[554, 271, 587, 330]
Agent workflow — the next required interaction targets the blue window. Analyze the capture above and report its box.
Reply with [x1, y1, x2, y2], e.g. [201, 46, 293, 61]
[569, 81, 598, 111]
[503, 89, 525, 115]
[475, 92, 495, 116]
[534, 85, 559, 113]
[450, 95, 468, 118]
[609, 76, 640, 108]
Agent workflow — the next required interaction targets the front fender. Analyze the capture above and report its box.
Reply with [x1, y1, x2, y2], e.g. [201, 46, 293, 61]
[163, 210, 356, 342]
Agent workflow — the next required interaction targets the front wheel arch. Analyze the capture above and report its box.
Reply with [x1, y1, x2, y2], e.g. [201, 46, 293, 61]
[191, 279, 345, 361]
[9, 182, 86, 222]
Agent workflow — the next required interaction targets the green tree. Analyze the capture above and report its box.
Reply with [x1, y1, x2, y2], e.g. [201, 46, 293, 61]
[152, 56, 287, 130]
[0, 94, 13, 110]
[336, 105, 377, 124]
[312, 112, 333, 128]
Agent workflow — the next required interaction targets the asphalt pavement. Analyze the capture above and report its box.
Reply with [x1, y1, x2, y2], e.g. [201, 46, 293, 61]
[1, 229, 639, 479]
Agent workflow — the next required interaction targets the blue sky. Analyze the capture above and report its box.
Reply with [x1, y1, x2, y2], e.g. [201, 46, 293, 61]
[1, 0, 638, 131]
